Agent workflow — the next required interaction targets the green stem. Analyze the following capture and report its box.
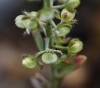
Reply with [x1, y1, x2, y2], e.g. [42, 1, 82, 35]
[45, 37, 50, 50]
[55, 69, 68, 78]
[35, 51, 45, 59]
[51, 4, 65, 9]
[38, 22, 47, 36]
[50, 65, 58, 88]
[48, 20, 57, 48]
[52, 45, 67, 50]
[43, 0, 50, 7]
[49, 20, 57, 28]
[50, 0, 54, 7]
[45, 23, 53, 48]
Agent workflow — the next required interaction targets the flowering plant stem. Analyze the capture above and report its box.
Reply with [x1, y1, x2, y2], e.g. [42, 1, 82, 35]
[32, 0, 79, 87]
[32, 22, 58, 88]
[15, 0, 83, 87]
[50, 66, 58, 88]
[43, 0, 50, 7]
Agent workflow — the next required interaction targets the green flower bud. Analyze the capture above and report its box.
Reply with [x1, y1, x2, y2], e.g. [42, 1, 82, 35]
[65, 0, 80, 10]
[61, 8, 75, 21]
[22, 55, 37, 69]
[67, 38, 83, 54]
[56, 24, 70, 37]
[38, 8, 55, 22]
[42, 53, 58, 64]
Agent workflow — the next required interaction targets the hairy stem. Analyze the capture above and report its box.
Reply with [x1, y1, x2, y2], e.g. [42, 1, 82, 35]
[45, 37, 50, 50]
[50, 65, 58, 88]
[49, 20, 57, 28]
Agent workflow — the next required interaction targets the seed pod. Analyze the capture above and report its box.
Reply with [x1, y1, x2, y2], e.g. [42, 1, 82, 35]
[67, 38, 83, 54]
[56, 24, 71, 37]
[15, 14, 38, 32]
[42, 53, 58, 64]
[15, 15, 26, 29]
[38, 8, 55, 22]
[27, 20, 38, 31]
[22, 55, 37, 69]
[61, 8, 75, 21]
[65, 0, 80, 10]
[30, 11, 38, 17]
[15, 15, 31, 29]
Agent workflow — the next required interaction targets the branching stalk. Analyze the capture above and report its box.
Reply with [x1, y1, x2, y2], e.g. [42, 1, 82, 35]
[52, 4, 65, 9]
[43, 0, 50, 7]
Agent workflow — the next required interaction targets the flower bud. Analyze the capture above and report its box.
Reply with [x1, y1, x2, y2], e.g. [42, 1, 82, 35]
[22, 55, 37, 69]
[67, 38, 83, 54]
[42, 53, 58, 64]
[65, 0, 80, 11]
[38, 8, 55, 22]
[61, 8, 75, 21]
[56, 24, 71, 37]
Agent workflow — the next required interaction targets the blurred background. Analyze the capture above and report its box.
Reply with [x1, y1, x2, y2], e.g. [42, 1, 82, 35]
[0, 0, 100, 88]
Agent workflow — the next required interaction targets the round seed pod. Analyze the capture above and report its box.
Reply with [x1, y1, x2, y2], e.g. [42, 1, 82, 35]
[15, 15, 26, 29]
[15, 14, 38, 32]
[61, 8, 75, 21]
[22, 55, 37, 69]
[56, 24, 70, 37]
[38, 8, 55, 22]
[67, 39, 83, 54]
[30, 11, 38, 17]
[15, 15, 31, 29]
[42, 53, 58, 64]
[27, 20, 38, 31]
[65, 0, 80, 10]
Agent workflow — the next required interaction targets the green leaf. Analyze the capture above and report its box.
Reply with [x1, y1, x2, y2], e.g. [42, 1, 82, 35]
[54, 55, 67, 64]
[55, 62, 75, 78]
[32, 30, 44, 51]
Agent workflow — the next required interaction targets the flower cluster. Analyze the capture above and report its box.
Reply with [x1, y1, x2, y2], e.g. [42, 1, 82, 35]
[15, 0, 83, 69]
